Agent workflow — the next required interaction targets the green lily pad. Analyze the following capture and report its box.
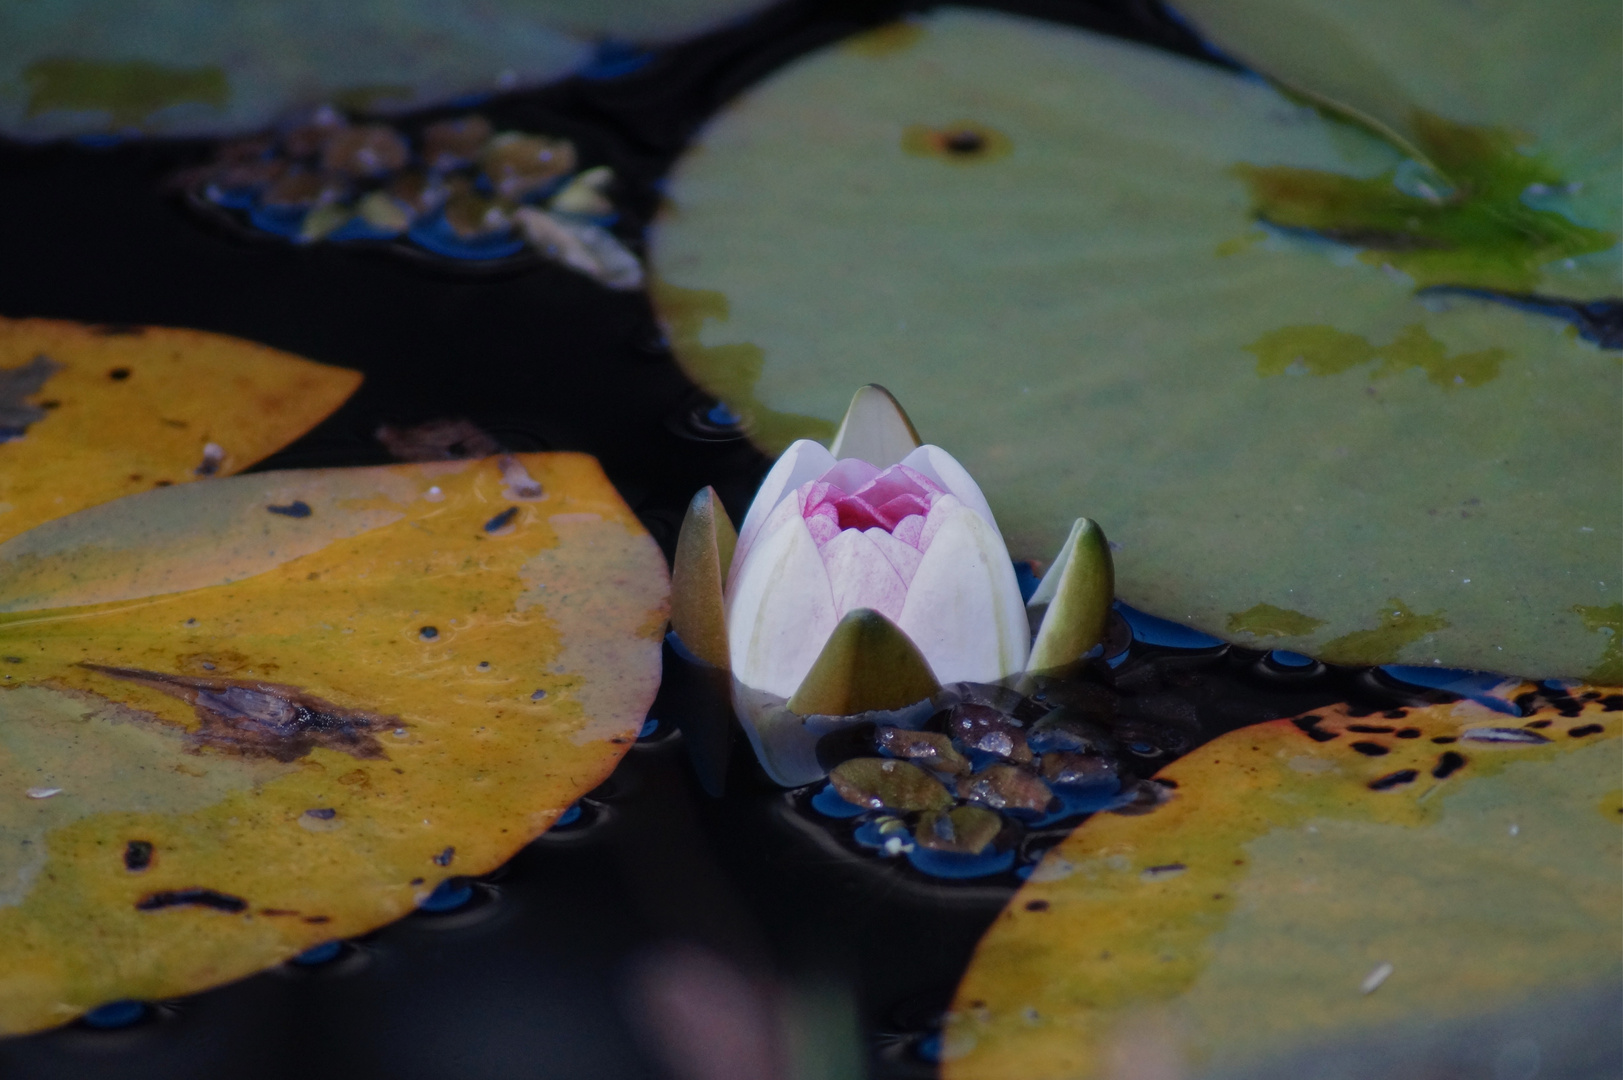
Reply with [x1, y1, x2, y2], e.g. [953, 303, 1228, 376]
[0, 453, 668, 1034]
[1171, 0, 1619, 299]
[943, 692, 1623, 1078]
[0, 0, 774, 138]
[649, 9, 1621, 678]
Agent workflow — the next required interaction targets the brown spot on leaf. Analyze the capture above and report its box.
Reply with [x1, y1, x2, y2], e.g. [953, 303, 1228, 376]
[82, 663, 399, 762]
[136, 888, 247, 913]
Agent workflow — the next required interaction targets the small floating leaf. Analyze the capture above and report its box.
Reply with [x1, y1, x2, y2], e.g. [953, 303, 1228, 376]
[875, 727, 970, 776]
[829, 757, 953, 813]
[0, 316, 360, 547]
[0, 453, 668, 1034]
[915, 805, 1004, 855]
[944, 691, 1622, 1079]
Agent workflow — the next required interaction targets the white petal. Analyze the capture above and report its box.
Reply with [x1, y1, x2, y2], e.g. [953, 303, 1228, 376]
[725, 510, 839, 698]
[729, 439, 836, 593]
[827, 384, 922, 468]
[899, 445, 1002, 538]
[863, 526, 924, 586]
[917, 492, 965, 554]
[819, 528, 909, 621]
[898, 503, 1030, 684]
[727, 489, 807, 609]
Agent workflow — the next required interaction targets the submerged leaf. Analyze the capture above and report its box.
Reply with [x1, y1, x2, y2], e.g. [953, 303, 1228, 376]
[0, 0, 780, 138]
[0, 453, 668, 1034]
[649, 9, 1621, 678]
[0, 316, 360, 547]
[942, 692, 1623, 1079]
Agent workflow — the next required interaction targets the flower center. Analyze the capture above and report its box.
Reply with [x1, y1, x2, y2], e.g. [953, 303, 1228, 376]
[800, 462, 943, 551]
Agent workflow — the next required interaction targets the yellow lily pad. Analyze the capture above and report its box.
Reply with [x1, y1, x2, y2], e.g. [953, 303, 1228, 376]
[943, 690, 1623, 1078]
[0, 316, 361, 547]
[0, 452, 668, 1034]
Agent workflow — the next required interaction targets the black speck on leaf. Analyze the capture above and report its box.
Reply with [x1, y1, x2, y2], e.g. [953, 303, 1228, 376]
[123, 840, 154, 871]
[483, 506, 519, 532]
[1432, 751, 1467, 779]
[136, 888, 247, 913]
[1368, 769, 1418, 791]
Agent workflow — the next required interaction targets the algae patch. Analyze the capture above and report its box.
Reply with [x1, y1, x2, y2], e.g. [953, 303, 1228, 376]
[1318, 598, 1448, 665]
[25, 58, 228, 126]
[1249, 322, 1505, 387]
[1227, 603, 1327, 639]
[1235, 111, 1615, 292]
[1572, 603, 1621, 684]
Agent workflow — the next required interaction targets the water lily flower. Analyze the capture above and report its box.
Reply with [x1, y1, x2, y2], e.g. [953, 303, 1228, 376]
[670, 386, 1114, 784]
[727, 436, 1029, 698]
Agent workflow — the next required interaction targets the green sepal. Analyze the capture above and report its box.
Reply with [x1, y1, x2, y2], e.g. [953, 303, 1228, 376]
[828, 384, 922, 466]
[786, 608, 941, 717]
[1026, 517, 1115, 675]
[669, 485, 737, 670]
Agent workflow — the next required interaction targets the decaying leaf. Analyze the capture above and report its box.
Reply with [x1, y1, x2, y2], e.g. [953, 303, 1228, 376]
[943, 690, 1623, 1079]
[0, 452, 668, 1034]
[0, 316, 361, 547]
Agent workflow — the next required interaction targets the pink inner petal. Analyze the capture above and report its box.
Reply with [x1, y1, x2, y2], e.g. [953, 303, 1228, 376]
[816, 458, 882, 495]
[864, 527, 924, 587]
[891, 514, 925, 549]
[850, 463, 942, 507]
[804, 504, 841, 547]
[799, 480, 834, 515]
[831, 494, 885, 532]
[818, 529, 908, 621]
[872, 493, 930, 529]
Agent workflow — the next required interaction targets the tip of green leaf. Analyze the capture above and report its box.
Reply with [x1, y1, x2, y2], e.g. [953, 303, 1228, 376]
[787, 608, 941, 717]
[670, 486, 736, 670]
[1027, 517, 1115, 676]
